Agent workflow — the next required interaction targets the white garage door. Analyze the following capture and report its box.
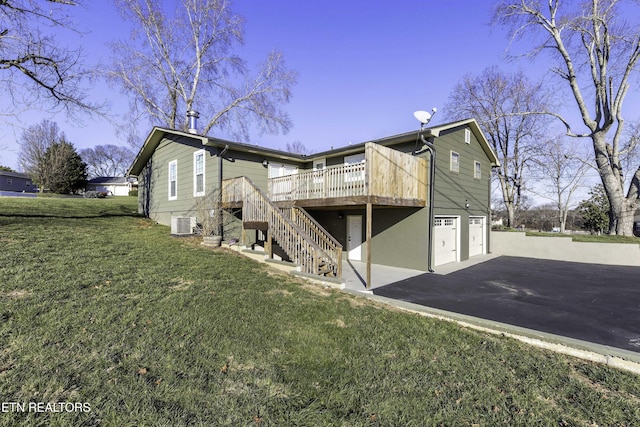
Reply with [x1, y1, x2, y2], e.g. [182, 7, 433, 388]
[469, 217, 485, 257]
[434, 217, 457, 266]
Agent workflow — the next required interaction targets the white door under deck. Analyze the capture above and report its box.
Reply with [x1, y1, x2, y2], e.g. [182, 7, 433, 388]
[347, 215, 363, 261]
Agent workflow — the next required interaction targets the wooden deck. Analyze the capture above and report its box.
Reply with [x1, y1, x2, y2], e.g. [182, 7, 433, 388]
[267, 143, 428, 207]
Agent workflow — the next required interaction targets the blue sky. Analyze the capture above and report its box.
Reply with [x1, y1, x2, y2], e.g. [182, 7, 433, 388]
[9, 0, 622, 208]
[1, 0, 528, 171]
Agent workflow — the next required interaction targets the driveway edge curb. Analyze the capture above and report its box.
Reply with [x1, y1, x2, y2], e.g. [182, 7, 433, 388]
[344, 288, 640, 375]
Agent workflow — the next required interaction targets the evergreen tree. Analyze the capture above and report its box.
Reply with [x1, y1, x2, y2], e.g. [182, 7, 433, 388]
[41, 140, 88, 194]
[577, 185, 610, 234]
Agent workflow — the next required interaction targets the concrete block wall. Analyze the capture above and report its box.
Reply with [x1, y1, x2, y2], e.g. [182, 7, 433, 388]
[491, 232, 640, 267]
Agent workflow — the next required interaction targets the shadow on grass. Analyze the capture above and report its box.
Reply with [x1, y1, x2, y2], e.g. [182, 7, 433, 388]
[0, 212, 143, 219]
[0, 211, 144, 229]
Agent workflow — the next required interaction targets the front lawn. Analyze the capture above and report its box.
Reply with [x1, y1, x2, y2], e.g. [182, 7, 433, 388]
[1, 197, 639, 426]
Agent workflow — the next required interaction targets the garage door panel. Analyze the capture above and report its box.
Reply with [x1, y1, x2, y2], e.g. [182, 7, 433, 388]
[469, 217, 484, 257]
[434, 217, 457, 266]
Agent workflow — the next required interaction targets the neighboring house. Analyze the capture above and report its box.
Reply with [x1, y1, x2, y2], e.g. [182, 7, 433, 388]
[0, 171, 37, 194]
[127, 118, 499, 285]
[86, 177, 137, 196]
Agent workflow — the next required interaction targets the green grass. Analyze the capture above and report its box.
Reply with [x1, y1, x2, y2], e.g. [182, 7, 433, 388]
[526, 230, 640, 244]
[1, 197, 640, 426]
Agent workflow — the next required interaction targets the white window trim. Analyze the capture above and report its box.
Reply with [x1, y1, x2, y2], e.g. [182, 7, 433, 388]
[464, 128, 471, 144]
[474, 160, 481, 179]
[344, 153, 366, 182]
[268, 162, 280, 179]
[168, 159, 178, 201]
[313, 158, 326, 184]
[193, 149, 205, 197]
[268, 162, 298, 178]
[313, 158, 326, 171]
[450, 151, 460, 173]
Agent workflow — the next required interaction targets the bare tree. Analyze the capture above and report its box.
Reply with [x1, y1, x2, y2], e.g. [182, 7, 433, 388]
[81, 144, 135, 178]
[0, 0, 98, 116]
[109, 0, 297, 146]
[285, 141, 311, 155]
[18, 119, 64, 191]
[529, 136, 592, 232]
[620, 121, 640, 181]
[494, 0, 640, 236]
[445, 66, 551, 227]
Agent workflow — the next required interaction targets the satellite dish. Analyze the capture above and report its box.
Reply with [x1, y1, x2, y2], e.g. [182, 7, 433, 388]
[414, 110, 432, 124]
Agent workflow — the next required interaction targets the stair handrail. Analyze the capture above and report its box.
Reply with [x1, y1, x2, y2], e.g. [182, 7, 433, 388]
[289, 206, 342, 278]
[223, 176, 337, 276]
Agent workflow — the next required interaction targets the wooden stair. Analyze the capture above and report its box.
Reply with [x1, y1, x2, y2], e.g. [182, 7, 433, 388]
[222, 177, 342, 278]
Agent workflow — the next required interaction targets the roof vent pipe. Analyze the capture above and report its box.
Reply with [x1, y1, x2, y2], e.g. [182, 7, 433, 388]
[187, 110, 200, 134]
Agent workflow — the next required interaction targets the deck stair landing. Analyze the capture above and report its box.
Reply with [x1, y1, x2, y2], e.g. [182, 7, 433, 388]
[222, 177, 342, 278]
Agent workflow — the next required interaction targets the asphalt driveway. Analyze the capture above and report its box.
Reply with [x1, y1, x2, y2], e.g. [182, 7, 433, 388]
[374, 256, 640, 353]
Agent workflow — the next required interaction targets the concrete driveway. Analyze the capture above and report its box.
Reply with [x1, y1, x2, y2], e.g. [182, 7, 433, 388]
[373, 256, 640, 353]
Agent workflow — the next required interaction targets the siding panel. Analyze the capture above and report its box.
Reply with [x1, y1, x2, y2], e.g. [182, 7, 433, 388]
[431, 125, 492, 262]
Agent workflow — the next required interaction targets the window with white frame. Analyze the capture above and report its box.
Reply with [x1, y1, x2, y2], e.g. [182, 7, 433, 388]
[474, 161, 481, 179]
[344, 153, 366, 182]
[268, 162, 298, 178]
[313, 158, 326, 183]
[450, 151, 460, 173]
[168, 160, 177, 200]
[464, 128, 471, 144]
[268, 162, 298, 198]
[193, 150, 205, 197]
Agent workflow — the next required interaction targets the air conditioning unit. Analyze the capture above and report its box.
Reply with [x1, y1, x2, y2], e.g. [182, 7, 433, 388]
[171, 216, 196, 235]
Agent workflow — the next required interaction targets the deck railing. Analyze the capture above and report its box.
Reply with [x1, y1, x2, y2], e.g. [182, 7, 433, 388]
[267, 143, 427, 203]
[269, 162, 366, 202]
[222, 176, 341, 277]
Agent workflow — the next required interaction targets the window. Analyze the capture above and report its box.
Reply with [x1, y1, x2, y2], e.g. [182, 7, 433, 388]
[450, 151, 460, 173]
[435, 218, 455, 227]
[344, 153, 365, 182]
[6, 178, 12, 185]
[268, 162, 298, 198]
[168, 160, 177, 200]
[474, 161, 481, 179]
[464, 128, 471, 144]
[193, 150, 205, 197]
[313, 158, 326, 183]
[268, 162, 298, 178]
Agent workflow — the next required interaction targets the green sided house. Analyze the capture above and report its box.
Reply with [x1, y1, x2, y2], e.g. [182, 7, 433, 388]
[127, 118, 499, 286]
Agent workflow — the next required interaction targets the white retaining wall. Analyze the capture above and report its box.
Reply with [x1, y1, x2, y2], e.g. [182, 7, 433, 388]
[491, 232, 640, 267]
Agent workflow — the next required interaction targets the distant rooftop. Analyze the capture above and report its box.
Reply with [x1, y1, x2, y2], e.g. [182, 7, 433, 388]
[88, 177, 135, 185]
[0, 170, 31, 179]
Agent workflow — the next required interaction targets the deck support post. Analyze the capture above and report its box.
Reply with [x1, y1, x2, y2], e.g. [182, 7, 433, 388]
[241, 223, 247, 247]
[266, 228, 273, 259]
[366, 202, 372, 289]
